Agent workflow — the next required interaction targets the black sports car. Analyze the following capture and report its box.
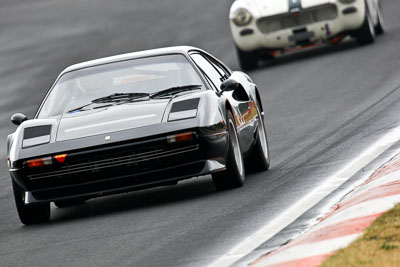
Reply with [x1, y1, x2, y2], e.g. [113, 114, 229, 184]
[7, 46, 270, 224]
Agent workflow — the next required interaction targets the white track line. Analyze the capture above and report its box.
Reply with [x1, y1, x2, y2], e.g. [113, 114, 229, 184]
[208, 126, 400, 267]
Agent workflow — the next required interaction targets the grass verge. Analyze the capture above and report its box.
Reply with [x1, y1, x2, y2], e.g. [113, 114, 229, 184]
[322, 203, 400, 266]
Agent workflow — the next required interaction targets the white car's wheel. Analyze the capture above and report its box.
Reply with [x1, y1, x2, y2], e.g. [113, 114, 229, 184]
[356, 8, 376, 45]
[236, 46, 258, 71]
[375, 1, 385, 35]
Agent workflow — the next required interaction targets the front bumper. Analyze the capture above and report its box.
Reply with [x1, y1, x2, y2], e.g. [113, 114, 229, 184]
[10, 129, 228, 204]
[231, 1, 366, 51]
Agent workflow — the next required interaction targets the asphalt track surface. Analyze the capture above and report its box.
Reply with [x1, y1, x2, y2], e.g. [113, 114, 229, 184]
[1, 0, 400, 266]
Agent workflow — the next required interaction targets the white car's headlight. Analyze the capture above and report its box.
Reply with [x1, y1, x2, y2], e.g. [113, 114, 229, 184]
[232, 8, 253, 27]
[338, 0, 356, 4]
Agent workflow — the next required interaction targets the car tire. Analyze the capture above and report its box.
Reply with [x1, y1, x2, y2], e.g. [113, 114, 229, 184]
[355, 8, 376, 45]
[54, 198, 89, 208]
[245, 110, 270, 172]
[236, 46, 258, 71]
[375, 1, 385, 35]
[212, 111, 245, 190]
[12, 179, 50, 225]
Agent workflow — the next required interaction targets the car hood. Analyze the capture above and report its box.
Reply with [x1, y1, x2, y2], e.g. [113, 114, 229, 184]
[56, 100, 169, 141]
[249, 0, 288, 16]
[247, 0, 331, 17]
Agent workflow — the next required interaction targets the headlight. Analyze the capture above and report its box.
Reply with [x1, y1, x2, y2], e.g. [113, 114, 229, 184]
[338, 0, 356, 4]
[168, 109, 198, 122]
[22, 125, 52, 148]
[7, 157, 12, 169]
[168, 98, 200, 122]
[232, 8, 253, 27]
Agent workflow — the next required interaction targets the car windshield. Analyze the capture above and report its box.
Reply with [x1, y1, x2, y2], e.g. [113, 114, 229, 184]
[37, 54, 204, 118]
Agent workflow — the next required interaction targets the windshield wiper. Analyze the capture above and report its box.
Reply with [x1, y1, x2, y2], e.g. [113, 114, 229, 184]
[150, 85, 202, 99]
[92, 93, 150, 103]
[67, 103, 94, 113]
[67, 93, 150, 113]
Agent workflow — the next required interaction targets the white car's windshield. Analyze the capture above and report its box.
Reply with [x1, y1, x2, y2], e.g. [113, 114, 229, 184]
[37, 54, 204, 118]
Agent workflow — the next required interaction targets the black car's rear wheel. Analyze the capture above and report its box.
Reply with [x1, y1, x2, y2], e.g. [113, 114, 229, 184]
[246, 112, 270, 172]
[12, 179, 50, 225]
[212, 111, 245, 190]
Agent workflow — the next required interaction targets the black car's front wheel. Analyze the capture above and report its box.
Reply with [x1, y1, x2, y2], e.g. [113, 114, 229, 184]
[12, 179, 50, 225]
[212, 111, 245, 190]
[246, 113, 270, 172]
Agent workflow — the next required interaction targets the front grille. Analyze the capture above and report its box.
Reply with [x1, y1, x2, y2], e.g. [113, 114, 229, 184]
[27, 144, 200, 181]
[257, 4, 338, 34]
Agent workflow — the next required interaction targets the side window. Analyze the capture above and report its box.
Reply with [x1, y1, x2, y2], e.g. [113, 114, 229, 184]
[206, 56, 231, 79]
[190, 53, 224, 91]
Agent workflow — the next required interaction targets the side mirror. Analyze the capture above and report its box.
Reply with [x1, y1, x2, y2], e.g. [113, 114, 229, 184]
[11, 113, 28, 126]
[220, 78, 239, 92]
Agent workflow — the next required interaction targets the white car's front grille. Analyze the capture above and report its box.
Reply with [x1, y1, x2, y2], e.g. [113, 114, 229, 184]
[257, 4, 338, 34]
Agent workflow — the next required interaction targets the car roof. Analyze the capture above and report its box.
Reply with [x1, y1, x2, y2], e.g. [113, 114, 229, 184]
[61, 46, 204, 74]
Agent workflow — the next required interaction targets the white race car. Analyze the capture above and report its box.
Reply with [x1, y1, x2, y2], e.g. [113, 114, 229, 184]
[230, 0, 385, 70]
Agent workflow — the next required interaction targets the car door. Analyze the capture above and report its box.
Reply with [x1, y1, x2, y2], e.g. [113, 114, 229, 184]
[209, 56, 259, 154]
[190, 52, 256, 153]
